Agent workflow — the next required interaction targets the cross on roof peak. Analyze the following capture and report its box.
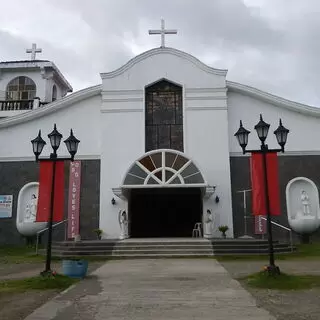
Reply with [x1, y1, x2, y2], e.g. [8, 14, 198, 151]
[26, 43, 42, 60]
[148, 19, 177, 48]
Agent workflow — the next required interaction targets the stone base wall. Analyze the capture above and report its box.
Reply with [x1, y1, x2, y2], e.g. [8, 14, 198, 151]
[230, 155, 320, 241]
[0, 159, 100, 245]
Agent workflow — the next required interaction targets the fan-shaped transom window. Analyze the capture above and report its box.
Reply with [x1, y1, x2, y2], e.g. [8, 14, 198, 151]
[123, 150, 205, 187]
[6, 76, 36, 100]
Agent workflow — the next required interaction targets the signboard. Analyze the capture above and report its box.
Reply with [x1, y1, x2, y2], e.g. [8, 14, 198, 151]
[67, 161, 81, 238]
[0, 195, 13, 218]
[254, 215, 267, 234]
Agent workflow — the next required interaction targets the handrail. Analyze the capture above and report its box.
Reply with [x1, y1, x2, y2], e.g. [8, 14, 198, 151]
[35, 219, 68, 255]
[260, 216, 294, 252]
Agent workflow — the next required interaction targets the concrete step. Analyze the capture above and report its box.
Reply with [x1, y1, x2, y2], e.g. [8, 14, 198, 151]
[46, 238, 295, 258]
[52, 244, 214, 250]
[54, 239, 279, 247]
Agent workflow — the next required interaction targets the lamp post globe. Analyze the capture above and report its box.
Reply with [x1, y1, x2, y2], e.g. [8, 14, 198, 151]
[234, 120, 251, 154]
[64, 129, 80, 161]
[254, 114, 270, 144]
[274, 119, 289, 152]
[47, 124, 63, 155]
[31, 130, 46, 161]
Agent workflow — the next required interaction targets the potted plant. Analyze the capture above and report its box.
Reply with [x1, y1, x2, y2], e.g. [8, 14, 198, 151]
[93, 228, 103, 240]
[218, 225, 229, 239]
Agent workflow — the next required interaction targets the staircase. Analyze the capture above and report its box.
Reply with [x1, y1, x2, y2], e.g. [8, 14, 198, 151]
[49, 238, 296, 258]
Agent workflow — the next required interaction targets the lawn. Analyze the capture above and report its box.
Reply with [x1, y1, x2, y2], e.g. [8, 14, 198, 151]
[0, 245, 113, 264]
[241, 271, 320, 290]
[0, 274, 78, 294]
[0, 246, 44, 264]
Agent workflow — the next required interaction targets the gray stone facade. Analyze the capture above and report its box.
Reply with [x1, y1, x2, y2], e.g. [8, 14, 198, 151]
[230, 155, 320, 240]
[0, 159, 100, 245]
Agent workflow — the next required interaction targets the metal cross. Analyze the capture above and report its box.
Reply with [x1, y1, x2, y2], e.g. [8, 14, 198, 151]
[148, 19, 177, 48]
[26, 43, 42, 60]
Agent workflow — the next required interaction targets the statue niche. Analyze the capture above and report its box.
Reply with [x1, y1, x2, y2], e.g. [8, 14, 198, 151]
[286, 177, 320, 235]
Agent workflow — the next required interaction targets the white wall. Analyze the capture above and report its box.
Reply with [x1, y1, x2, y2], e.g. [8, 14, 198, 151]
[99, 49, 234, 238]
[228, 92, 320, 154]
[0, 94, 102, 160]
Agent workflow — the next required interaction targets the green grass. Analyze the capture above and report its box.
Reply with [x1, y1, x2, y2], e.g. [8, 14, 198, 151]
[0, 274, 78, 293]
[0, 246, 45, 264]
[216, 243, 320, 262]
[241, 271, 320, 290]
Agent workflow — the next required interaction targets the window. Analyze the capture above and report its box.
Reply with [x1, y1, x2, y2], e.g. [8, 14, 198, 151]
[52, 85, 57, 101]
[145, 80, 183, 152]
[123, 150, 205, 186]
[6, 76, 36, 100]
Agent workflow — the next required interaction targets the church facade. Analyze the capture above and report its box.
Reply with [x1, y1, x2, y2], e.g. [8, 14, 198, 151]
[1, 44, 320, 244]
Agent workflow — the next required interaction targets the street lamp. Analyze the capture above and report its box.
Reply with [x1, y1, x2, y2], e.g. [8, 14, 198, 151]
[234, 114, 289, 275]
[31, 124, 80, 275]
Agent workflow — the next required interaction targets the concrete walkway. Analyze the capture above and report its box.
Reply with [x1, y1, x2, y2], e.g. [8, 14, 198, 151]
[25, 259, 275, 320]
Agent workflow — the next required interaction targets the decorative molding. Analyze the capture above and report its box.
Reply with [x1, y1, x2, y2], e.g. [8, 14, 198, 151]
[101, 47, 228, 79]
[112, 188, 126, 200]
[0, 85, 102, 129]
[185, 96, 227, 101]
[40, 66, 46, 79]
[102, 89, 144, 96]
[185, 87, 227, 94]
[204, 186, 216, 199]
[0, 154, 101, 162]
[230, 150, 320, 157]
[102, 98, 143, 103]
[227, 81, 320, 117]
[186, 106, 227, 111]
[101, 108, 143, 113]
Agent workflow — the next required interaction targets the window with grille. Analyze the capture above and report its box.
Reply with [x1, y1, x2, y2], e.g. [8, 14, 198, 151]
[6, 76, 37, 100]
[145, 80, 183, 152]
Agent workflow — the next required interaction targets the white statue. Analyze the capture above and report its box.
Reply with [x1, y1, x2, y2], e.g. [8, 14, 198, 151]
[119, 210, 129, 240]
[301, 190, 311, 216]
[203, 209, 213, 238]
[24, 194, 38, 222]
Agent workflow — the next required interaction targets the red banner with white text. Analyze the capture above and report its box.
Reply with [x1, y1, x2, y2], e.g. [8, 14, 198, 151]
[36, 161, 65, 222]
[250, 152, 281, 216]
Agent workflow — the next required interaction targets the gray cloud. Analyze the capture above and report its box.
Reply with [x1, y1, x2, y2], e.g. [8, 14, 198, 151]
[1, 0, 320, 106]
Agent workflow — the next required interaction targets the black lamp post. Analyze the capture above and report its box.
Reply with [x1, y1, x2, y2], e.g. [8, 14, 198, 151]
[31, 124, 80, 274]
[234, 114, 289, 274]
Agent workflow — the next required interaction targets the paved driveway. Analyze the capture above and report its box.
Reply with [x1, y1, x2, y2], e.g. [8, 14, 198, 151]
[25, 259, 275, 320]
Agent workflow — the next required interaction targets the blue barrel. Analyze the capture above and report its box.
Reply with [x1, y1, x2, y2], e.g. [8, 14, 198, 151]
[62, 259, 88, 278]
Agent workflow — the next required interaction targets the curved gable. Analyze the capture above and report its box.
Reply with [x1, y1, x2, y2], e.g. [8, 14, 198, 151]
[101, 47, 227, 79]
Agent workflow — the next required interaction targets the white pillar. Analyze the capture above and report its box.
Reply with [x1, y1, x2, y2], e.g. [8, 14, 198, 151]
[33, 97, 40, 109]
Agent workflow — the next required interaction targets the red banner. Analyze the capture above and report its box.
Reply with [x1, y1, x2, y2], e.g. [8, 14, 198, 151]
[36, 161, 65, 222]
[254, 215, 267, 234]
[67, 161, 81, 239]
[250, 152, 281, 216]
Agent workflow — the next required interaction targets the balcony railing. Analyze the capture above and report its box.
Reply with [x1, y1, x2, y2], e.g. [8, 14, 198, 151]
[1, 100, 34, 111]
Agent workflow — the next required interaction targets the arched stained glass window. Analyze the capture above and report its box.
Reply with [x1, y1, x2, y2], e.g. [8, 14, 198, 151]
[123, 150, 205, 186]
[6, 76, 36, 100]
[145, 80, 183, 152]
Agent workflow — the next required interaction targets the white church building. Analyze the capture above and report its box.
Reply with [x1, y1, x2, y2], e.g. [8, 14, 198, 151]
[1, 25, 320, 244]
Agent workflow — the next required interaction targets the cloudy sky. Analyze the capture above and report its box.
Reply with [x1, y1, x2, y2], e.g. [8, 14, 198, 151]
[1, 0, 320, 106]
